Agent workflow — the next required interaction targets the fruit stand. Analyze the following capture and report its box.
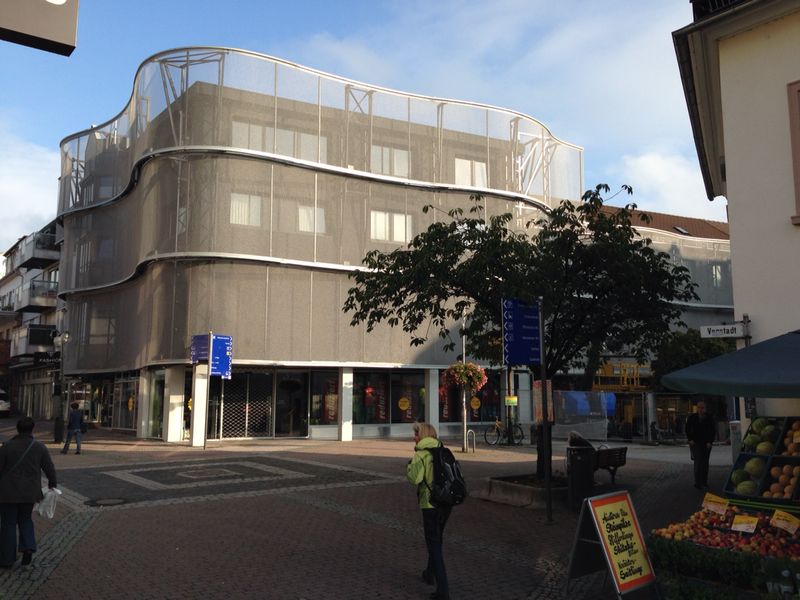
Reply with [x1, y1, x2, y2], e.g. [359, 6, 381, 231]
[648, 417, 800, 598]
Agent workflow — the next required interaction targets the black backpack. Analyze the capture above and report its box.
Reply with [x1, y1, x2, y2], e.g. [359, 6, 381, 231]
[425, 443, 467, 507]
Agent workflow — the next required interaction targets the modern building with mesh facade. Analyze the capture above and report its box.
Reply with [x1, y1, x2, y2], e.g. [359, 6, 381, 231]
[54, 47, 728, 443]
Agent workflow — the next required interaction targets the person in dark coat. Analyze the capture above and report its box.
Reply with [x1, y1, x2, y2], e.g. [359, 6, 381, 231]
[686, 401, 716, 489]
[61, 401, 84, 455]
[0, 417, 58, 567]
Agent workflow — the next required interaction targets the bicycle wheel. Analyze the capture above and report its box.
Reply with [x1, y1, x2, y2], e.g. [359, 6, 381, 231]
[513, 424, 525, 445]
[484, 425, 501, 445]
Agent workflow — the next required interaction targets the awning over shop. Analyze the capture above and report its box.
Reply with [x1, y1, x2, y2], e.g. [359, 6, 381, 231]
[661, 330, 800, 397]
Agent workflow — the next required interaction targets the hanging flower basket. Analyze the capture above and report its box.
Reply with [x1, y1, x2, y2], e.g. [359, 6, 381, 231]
[443, 362, 487, 392]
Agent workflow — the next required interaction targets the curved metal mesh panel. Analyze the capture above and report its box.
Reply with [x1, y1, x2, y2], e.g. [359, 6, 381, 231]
[58, 47, 582, 218]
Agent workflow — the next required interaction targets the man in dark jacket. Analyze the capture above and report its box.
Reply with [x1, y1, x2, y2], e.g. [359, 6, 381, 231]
[686, 401, 716, 489]
[0, 417, 58, 567]
[61, 401, 84, 455]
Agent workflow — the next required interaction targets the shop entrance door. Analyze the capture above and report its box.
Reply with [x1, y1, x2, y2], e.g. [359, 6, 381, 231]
[219, 371, 273, 439]
[275, 372, 308, 437]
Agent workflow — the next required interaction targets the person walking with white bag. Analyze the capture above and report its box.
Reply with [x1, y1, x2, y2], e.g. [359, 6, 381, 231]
[0, 417, 58, 568]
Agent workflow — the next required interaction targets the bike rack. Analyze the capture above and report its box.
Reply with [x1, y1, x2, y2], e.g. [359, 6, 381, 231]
[466, 429, 476, 453]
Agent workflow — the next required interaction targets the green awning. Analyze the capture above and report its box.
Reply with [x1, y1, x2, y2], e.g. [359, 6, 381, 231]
[661, 330, 800, 397]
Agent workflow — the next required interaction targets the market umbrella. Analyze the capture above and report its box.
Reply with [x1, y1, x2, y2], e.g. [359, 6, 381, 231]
[661, 330, 800, 397]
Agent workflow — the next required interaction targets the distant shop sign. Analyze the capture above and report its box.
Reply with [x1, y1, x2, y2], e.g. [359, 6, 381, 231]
[34, 351, 60, 367]
[700, 323, 745, 339]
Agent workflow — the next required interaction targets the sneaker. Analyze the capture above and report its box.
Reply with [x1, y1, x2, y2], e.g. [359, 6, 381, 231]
[59, 450, 67, 455]
[75, 451, 80, 455]
[21, 552, 31, 566]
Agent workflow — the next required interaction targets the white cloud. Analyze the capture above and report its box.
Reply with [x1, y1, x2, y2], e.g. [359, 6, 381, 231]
[614, 151, 728, 222]
[0, 122, 60, 251]
[271, 1, 715, 219]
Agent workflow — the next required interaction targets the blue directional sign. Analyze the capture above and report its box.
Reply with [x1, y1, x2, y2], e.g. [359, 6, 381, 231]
[210, 334, 233, 379]
[190, 333, 233, 379]
[501, 298, 542, 366]
[190, 334, 209, 363]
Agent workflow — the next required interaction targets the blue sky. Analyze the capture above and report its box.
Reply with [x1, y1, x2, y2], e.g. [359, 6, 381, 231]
[0, 0, 727, 251]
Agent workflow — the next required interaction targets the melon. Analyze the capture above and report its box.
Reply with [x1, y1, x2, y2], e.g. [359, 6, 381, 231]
[743, 434, 761, 448]
[736, 480, 758, 496]
[761, 425, 779, 442]
[744, 457, 766, 479]
[730, 469, 750, 486]
[756, 441, 774, 455]
[751, 417, 769, 434]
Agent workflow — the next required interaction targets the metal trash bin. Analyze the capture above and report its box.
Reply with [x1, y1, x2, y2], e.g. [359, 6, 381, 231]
[566, 446, 595, 511]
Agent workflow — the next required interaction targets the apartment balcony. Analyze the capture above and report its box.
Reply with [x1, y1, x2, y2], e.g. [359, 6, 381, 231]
[6, 233, 59, 271]
[10, 323, 56, 358]
[15, 280, 58, 313]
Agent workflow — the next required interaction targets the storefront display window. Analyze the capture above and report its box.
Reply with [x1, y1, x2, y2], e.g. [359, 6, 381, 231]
[353, 372, 389, 424]
[310, 370, 338, 425]
[390, 371, 425, 424]
[439, 369, 502, 422]
[112, 377, 138, 430]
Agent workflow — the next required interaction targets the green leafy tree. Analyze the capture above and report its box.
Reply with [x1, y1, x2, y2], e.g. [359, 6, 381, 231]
[343, 185, 698, 387]
[651, 329, 735, 391]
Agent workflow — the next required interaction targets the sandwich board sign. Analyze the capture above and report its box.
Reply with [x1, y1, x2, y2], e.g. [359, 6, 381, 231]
[566, 491, 658, 598]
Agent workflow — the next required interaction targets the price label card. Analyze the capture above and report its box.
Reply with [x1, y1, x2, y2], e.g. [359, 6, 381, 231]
[732, 514, 759, 533]
[771, 510, 800, 535]
[702, 493, 729, 515]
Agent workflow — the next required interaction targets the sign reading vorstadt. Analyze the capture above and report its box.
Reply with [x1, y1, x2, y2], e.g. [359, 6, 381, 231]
[700, 323, 745, 339]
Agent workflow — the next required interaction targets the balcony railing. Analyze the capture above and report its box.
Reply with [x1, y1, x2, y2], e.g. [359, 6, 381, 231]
[6, 233, 59, 271]
[15, 280, 59, 313]
[10, 323, 56, 358]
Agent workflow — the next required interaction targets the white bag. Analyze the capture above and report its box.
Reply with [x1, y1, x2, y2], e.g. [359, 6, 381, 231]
[36, 487, 62, 519]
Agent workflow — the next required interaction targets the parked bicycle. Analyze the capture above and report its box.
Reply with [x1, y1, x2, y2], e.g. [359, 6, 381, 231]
[484, 417, 525, 446]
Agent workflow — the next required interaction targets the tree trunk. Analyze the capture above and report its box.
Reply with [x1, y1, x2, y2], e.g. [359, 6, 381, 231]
[579, 341, 603, 391]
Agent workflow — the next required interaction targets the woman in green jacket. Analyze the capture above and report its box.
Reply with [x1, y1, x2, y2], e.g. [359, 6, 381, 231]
[407, 422, 450, 600]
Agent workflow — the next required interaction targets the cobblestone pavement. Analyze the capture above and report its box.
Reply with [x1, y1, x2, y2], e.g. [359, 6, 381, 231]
[0, 420, 731, 600]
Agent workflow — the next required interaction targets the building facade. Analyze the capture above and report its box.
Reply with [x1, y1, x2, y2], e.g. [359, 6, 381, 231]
[56, 47, 584, 442]
[674, 0, 800, 418]
[55, 46, 734, 443]
[0, 221, 62, 419]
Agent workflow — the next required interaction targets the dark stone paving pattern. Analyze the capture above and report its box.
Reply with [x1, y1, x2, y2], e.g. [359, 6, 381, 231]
[0, 433, 732, 600]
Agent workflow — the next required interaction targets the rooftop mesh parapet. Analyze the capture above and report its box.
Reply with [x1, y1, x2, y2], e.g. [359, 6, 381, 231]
[57, 47, 583, 218]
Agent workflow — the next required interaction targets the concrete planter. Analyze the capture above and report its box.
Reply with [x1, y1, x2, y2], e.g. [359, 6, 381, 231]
[472, 475, 568, 508]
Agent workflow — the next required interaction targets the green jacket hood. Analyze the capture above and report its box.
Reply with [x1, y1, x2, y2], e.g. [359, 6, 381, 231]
[414, 437, 441, 451]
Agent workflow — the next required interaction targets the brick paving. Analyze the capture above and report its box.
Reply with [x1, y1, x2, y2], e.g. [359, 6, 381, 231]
[0, 420, 731, 600]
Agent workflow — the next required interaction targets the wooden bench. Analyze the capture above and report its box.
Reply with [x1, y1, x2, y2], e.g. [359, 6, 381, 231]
[594, 446, 627, 485]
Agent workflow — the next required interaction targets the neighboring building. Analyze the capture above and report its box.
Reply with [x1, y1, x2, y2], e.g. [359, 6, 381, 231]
[56, 47, 583, 442]
[674, 0, 800, 417]
[0, 221, 62, 418]
[590, 208, 733, 441]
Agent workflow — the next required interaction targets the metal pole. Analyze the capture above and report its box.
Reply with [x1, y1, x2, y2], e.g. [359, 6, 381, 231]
[539, 298, 552, 522]
[462, 319, 468, 453]
[204, 330, 212, 451]
[506, 367, 514, 445]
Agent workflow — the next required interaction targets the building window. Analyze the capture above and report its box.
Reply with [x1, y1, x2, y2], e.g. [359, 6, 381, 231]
[711, 264, 723, 288]
[370, 210, 412, 243]
[788, 81, 800, 225]
[370, 145, 409, 177]
[232, 119, 327, 163]
[298, 205, 326, 234]
[310, 371, 338, 425]
[455, 157, 487, 187]
[230, 193, 262, 227]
